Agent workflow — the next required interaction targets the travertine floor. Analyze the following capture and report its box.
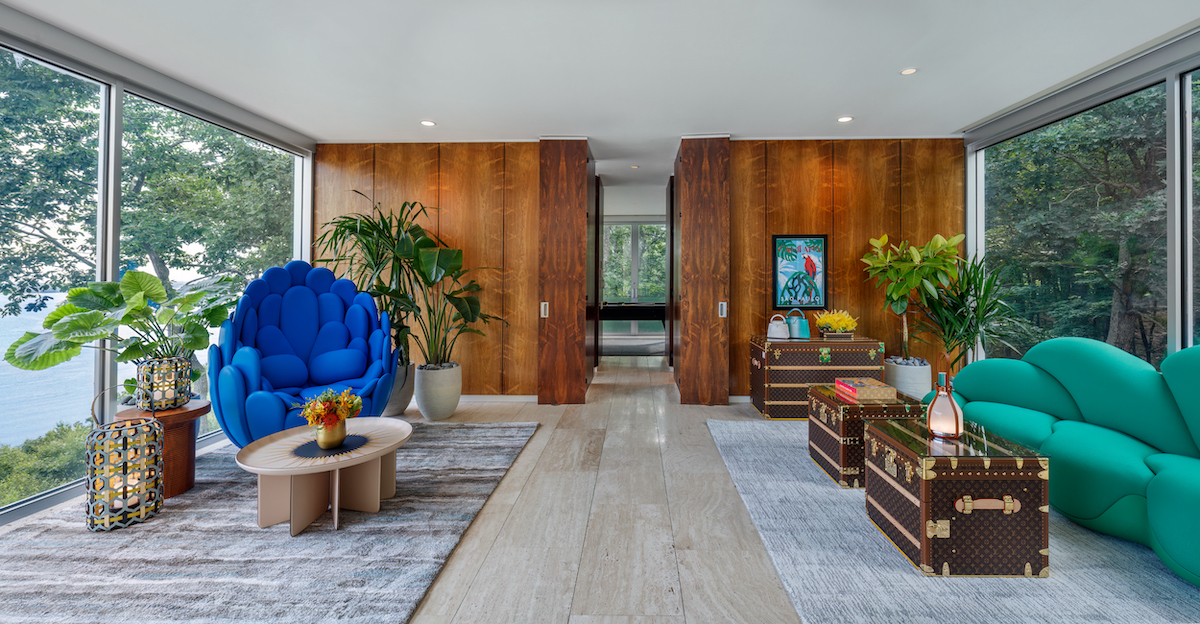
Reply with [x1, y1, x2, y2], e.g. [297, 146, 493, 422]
[407, 356, 803, 624]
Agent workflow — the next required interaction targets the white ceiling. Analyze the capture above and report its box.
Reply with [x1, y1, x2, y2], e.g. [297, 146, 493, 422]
[6, 0, 1200, 215]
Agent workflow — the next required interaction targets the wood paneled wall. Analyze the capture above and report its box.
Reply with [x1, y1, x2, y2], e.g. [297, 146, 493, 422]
[674, 137, 731, 405]
[727, 139, 964, 396]
[313, 142, 539, 395]
[538, 139, 592, 404]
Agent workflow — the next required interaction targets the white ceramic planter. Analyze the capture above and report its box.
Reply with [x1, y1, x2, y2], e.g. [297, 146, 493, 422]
[415, 363, 462, 421]
[381, 364, 416, 417]
[885, 362, 932, 401]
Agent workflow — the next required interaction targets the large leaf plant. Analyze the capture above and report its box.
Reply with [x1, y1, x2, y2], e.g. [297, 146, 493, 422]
[409, 246, 504, 366]
[861, 233, 964, 359]
[313, 191, 440, 366]
[4, 270, 239, 391]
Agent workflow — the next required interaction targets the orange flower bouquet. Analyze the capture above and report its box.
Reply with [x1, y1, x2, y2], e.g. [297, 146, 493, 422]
[298, 388, 362, 449]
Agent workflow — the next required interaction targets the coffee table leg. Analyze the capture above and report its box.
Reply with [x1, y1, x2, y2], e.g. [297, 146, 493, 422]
[339, 457, 382, 513]
[258, 474, 290, 528]
[380, 450, 396, 499]
[289, 471, 330, 536]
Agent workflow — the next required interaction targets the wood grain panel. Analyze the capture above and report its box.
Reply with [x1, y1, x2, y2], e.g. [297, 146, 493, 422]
[312, 143, 374, 261]
[374, 143, 439, 237]
[539, 139, 590, 404]
[503, 142, 540, 395]
[676, 137, 730, 405]
[439, 143, 505, 395]
[586, 164, 597, 383]
[901, 139, 966, 373]
[727, 140, 767, 396]
[766, 141, 833, 242]
[833, 140, 902, 356]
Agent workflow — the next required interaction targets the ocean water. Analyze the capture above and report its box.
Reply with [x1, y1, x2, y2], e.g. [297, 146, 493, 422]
[0, 295, 95, 447]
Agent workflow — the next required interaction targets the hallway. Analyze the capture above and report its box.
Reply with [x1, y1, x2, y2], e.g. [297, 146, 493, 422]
[408, 356, 802, 624]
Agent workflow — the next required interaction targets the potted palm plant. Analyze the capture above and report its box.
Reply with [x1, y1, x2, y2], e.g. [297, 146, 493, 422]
[313, 192, 438, 416]
[914, 255, 1034, 373]
[4, 271, 238, 410]
[861, 233, 963, 399]
[408, 246, 503, 420]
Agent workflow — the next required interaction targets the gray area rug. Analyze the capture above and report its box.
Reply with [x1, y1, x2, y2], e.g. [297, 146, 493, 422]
[0, 420, 538, 623]
[707, 419, 1200, 624]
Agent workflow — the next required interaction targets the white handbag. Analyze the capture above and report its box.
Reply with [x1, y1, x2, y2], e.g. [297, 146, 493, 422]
[766, 314, 790, 340]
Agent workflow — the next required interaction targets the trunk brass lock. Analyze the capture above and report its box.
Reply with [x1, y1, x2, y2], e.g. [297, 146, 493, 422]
[926, 519, 950, 539]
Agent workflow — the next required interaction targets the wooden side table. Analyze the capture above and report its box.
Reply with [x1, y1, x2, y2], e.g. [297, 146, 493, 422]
[117, 399, 211, 499]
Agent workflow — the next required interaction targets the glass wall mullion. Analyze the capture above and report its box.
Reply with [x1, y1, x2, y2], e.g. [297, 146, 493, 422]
[95, 82, 123, 423]
[630, 225, 641, 303]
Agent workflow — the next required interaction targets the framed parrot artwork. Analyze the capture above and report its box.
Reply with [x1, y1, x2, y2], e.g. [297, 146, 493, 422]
[772, 234, 828, 310]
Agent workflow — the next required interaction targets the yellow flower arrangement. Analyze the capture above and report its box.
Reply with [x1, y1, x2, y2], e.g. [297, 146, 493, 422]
[813, 309, 858, 333]
[297, 388, 362, 430]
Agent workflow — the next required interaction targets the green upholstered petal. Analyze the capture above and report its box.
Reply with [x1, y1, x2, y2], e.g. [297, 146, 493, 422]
[1159, 345, 1200, 456]
[1024, 338, 1199, 458]
[1144, 452, 1200, 475]
[954, 357, 1082, 421]
[1146, 454, 1200, 583]
[1040, 420, 1157, 521]
[1056, 495, 1152, 547]
[963, 401, 1057, 450]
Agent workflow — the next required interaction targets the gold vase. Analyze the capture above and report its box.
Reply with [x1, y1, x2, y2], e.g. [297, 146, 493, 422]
[316, 420, 347, 449]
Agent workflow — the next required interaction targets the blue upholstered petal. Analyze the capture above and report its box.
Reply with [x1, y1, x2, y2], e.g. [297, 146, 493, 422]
[258, 293, 282, 328]
[310, 322, 351, 362]
[369, 329, 384, 363]
[217, 366, 252, 448]
[244, 278, 270, 310]
[358, 395, 374, 419]
[262, 266, 291, 295]
[310, 349, 369, 385]
[331, 278, 357, 308]
[299, 384, 353, 401]
[380, 312, 393, 373]
[274, 391, 301, 407]
[358, 378, 379, 398]
[285, 260, 312, 287]
[260, 354, 309, 389]
[376, 371, 395, 414]
[273, 387, 303, 396]
[231, 347, 262, 394]
[255, 325, 296, 357]
[218, 319, 235, 367]
[317, 293, 346, 328]
[305, 266, 336, 294]
[283, 410, 307, 430]
[281, 286, 319, 362]
[353, 293, 379, 332]
[261, 376, 274, 392]
[349, 337, 370, 357]
[346, 304, 370, 341]
[246, 391, 288, 442]
[340, 361, 383, 389]
[239, 307, 258, 349]
[231, 295, 250, 346]
[206, 344, 225, 428]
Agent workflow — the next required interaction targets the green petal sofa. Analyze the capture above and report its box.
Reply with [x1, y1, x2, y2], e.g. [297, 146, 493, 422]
[951, 337, 1200, 586]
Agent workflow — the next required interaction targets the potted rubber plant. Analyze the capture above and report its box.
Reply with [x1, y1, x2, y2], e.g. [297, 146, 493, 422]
[408, 245, 504, 420]
[4, 271, 238, 410]
[313, 191, 438, 416]
[860, 233, 963, 399]
[914, 255, 1034, 373]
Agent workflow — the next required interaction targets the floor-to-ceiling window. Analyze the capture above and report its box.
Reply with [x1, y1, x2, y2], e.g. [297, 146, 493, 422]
[983, 83, 1169, 365]
[602, 222, 667, 355]
[0, 46, 103, 507]
[1191, 70, 1199, 346]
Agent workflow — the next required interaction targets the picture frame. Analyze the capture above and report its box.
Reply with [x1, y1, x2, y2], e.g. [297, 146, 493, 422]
[772, 234, 828, 310]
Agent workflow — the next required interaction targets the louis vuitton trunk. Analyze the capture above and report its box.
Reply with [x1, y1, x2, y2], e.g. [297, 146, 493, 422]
[807, 384, 923, 488]
[749, 334, 885, 420]
[863, 417, 1050, 578]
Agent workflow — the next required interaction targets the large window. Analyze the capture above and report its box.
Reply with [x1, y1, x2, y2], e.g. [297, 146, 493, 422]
[983, 83, 1169, 366]
[0, 47, 102, 507]
[118, 95, 297, 435]
[601, 223, 666, 354]
[1191, 70, 1200, 346]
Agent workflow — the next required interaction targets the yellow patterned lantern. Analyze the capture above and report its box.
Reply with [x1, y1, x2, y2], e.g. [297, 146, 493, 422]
[135, 356, 192, 411]
[85, 417, 164, 531]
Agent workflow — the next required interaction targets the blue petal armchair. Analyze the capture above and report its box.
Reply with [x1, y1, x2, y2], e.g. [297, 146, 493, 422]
[208, 260, 397, 447]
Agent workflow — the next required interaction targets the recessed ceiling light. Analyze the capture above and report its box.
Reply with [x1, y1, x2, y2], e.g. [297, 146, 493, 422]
[420, 120, 436, 127]
[837, 116, 853, 123]
[630, 165, 639, 169]
[900, 68, 918, 75]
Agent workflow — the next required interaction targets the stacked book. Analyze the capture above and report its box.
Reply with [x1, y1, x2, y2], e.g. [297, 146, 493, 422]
[834, 377, 897, 403]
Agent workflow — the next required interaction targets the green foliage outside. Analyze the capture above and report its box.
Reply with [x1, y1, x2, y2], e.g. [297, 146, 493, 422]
[601, 224, 666, 304]
[603, 225, 632, 302]
[638, 225, 667, 302]
[984, 83, 1172, 366]
[0, 422, 89, 507]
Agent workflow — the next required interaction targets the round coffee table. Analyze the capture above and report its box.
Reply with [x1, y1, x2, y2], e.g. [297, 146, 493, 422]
[235, 417, 413, 536]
